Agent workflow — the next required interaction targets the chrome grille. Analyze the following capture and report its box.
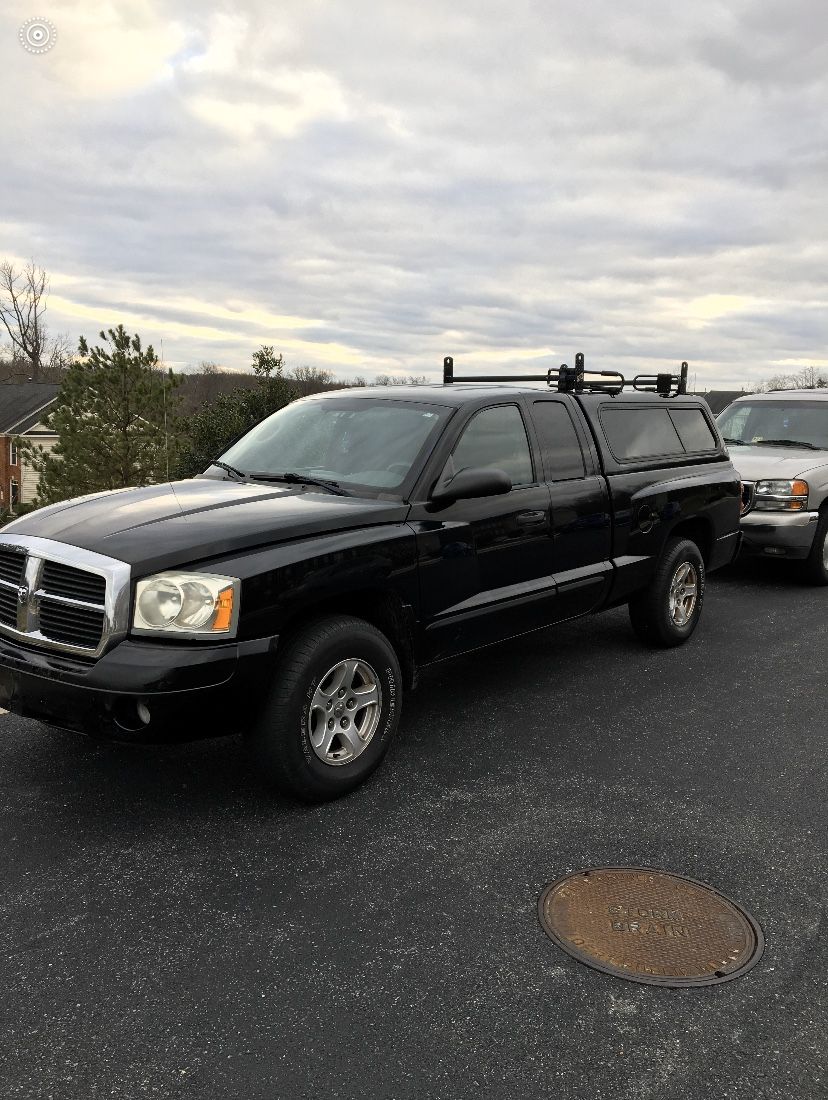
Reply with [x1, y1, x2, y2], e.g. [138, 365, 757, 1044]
[0, 584, 17, 627]
[41, 560, 107, 604]
[39, 600, 107, 648]
[0, 535, 130, 658]
[740, 481, 755, 516]
[0, 548, 25, 585]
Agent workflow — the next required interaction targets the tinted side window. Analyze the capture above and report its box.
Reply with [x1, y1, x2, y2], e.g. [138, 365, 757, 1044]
[452, 404, 534, 486]
[532, 401, 586, 480]
[600, 408, 683, 460]
[669, 409, 717, 452]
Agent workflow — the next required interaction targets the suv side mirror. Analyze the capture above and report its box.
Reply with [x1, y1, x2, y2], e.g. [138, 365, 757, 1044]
[431, 466, 512, 503]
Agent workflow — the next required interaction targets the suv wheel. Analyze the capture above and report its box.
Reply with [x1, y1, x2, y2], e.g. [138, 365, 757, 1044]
[803, 509, 828, 586]
[247, 615, 402, 801]
[628, 537, 706, 647]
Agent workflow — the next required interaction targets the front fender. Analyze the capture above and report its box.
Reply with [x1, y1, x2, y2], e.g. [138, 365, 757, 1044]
[189, 524, 421, 641]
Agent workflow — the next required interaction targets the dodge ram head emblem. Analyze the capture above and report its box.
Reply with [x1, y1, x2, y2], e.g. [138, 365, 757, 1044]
[17, 583, 29, 606]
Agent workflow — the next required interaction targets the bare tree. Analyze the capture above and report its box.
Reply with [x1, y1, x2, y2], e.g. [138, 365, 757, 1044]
[44, 331, 73, 376]
[794, 365, 827, 389]
[190, 361, 225, 405]
[0, 260, 52, 381]
[374, 374, 429, 386]
[291, 364, 334, 386]
[0, 346, 27, 383]
[289, 364, 338, 396]
[759, 365, 828, 391]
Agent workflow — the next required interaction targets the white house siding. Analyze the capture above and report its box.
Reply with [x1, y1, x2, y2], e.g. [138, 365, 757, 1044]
[20, 427, 58, 503]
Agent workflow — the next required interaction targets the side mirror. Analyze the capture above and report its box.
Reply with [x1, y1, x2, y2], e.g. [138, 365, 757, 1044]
[431, 466, 512, 503]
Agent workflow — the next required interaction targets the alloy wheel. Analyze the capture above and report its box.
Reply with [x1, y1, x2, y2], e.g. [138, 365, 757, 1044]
[308, 658, 382, 766]
[668, 562, 698, 627]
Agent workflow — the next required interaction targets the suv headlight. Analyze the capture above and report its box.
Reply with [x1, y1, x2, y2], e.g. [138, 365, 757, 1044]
[753, 479, 809, 512]
[132, 573, 240, 638]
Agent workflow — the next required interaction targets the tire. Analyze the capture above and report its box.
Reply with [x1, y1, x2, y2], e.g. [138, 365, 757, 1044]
[247, 615, 402, 802]
[802, 509, 828, 586]
[628, 537, 706, 647]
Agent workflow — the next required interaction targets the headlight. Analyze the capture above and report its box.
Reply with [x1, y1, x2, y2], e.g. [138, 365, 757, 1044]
[753, 479, 809, 511]
[132, 573, 240, 638]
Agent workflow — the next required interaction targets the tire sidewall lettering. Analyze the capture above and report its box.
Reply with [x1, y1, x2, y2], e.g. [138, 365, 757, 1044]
[379, 665, 397, 744]
[300, 679, 315, 762]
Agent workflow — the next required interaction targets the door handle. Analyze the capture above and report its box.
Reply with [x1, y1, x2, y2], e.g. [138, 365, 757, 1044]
[516, 510, 547, 526]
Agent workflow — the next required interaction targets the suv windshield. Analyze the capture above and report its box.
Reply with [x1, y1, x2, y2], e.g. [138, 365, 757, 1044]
[217, 396, 451, 494]
[717, 400, 828, 451]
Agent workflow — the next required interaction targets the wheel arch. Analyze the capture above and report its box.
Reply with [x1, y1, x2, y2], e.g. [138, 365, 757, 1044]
[277, 589, 417, 690]
[666, 516, 714, 566]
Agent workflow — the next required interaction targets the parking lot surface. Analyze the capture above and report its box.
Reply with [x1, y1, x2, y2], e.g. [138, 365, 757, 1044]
[1, 559, 826, 1100]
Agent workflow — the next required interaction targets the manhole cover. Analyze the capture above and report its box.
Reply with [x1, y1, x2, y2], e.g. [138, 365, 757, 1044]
[538, 867, 764, 987]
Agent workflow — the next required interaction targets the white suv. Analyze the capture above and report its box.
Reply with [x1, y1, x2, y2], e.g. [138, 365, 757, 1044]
[717, 390, 828, 584]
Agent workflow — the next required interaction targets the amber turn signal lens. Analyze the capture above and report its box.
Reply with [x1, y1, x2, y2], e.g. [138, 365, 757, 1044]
[788, 480, 809, 510]
[212, 587, 235, 632]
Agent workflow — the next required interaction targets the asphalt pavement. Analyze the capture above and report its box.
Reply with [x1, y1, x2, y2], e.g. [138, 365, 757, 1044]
[1, 558, 826, 1100]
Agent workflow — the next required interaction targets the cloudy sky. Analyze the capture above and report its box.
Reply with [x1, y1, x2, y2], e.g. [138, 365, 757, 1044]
[1, 0, 827, 387]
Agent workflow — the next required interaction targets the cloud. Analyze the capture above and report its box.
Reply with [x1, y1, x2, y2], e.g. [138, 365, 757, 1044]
[26, 0, 190, 98]
[0, 0, 826, 388]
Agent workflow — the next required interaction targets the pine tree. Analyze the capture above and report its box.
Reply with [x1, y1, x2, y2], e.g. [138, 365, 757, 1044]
[174, 346, 296, 478]
[26, 325, 178, 504]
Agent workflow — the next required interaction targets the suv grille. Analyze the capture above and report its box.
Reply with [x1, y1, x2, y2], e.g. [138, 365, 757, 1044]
[0, 539, 129, 658]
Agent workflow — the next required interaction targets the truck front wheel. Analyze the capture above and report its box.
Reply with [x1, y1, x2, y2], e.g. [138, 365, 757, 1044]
[628, 537, 705, 647]
[247, 615, 402, 801]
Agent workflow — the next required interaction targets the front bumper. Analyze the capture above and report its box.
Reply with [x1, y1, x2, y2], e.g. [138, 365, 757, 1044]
[0, 633, 278, 742]
[739, 510, 819, 560]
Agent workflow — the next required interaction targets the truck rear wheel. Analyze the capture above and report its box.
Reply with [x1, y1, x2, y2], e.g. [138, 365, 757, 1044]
[628, 537, 705, 647]
[802, 509, 828, 586]
[247, 615, 402, 801]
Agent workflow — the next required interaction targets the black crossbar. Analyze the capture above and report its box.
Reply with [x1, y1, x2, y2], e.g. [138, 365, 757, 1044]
[442, 354, 688, 397]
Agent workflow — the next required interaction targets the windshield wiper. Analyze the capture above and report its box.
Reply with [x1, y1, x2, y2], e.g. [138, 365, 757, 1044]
[248, 472, 351, 496]
[212, 460, 249, 482]
[753, 438, 821, 451]
[723, 436, 746, 446]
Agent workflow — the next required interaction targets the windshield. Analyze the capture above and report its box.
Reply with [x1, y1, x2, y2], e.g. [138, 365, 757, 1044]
[717, 400, 828, 450]
[216, 396, 451, 494]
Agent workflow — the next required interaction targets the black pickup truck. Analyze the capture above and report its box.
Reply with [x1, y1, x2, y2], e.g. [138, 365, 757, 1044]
[0, 357, 740, 800]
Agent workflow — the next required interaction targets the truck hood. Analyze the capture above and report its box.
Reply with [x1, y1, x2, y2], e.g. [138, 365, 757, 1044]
[2, 478, 411, 574]
[728, 445, 828, 483]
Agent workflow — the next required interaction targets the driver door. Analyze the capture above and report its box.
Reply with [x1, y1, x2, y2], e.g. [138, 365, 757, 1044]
[409, 402, 555, 661]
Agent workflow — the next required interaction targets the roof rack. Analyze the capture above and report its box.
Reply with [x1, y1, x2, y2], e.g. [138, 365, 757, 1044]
[442, 352, 689, 398]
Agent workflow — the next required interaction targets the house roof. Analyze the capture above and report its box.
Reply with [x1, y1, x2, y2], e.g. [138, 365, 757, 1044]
[0, 383, 60, 434]
[693, 390, 748, 415]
